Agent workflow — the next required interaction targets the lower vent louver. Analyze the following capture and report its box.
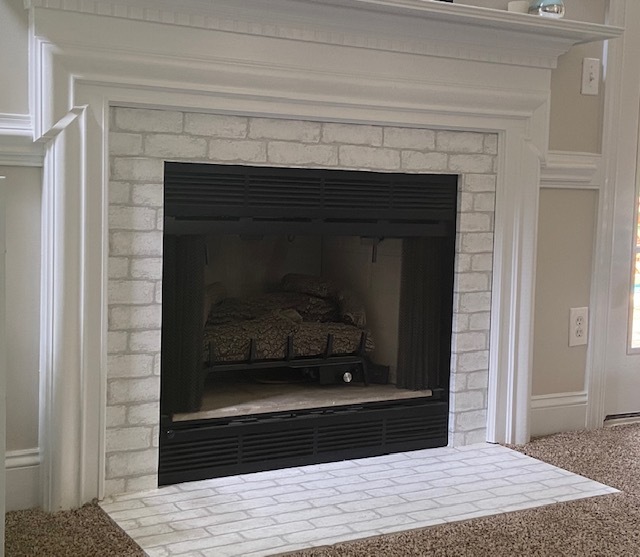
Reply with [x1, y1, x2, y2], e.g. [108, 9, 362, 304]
[159, 398, 448, 485]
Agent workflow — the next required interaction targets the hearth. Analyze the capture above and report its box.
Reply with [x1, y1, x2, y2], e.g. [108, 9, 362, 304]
[158, 162, 457, 484]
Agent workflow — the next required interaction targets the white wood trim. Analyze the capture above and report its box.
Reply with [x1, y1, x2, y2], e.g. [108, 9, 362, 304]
[540, 151, 603, 189]
[25, 1, 612, 508]
[24, 0, 622, 70]
[586, 0, 631, 430]
[530, 391, 588, 437]
[0, 172, 6, 553]
[0, 114, 44, 167]
[531, 391, 588, 410]
[5, 448, 40, 470]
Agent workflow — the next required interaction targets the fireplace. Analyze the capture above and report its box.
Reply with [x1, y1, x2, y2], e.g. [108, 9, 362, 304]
[106, 108, 496, 494]
[156, 162, 459, 483]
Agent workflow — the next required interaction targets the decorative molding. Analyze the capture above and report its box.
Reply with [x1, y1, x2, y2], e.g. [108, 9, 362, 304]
[540, 151, 603, 189]
[26, 0, 622, 70]
[530, 391, 588, 437]
[0, 114, 44, 167]
[531, 391, 588, 410]
[5, 448, 40, 469]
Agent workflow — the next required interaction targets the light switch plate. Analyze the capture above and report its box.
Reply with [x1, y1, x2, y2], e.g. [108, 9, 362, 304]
[581, 58, 600, 95]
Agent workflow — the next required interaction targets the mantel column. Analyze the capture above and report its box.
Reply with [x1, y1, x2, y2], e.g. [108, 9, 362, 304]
[40, 108, 105, 511]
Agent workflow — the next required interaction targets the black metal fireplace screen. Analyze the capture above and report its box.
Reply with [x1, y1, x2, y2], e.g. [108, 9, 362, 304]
[159, 162, 457, 485]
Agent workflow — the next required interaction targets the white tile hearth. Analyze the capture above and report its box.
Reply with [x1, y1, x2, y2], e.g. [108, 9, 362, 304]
[100, 443, 617, 557]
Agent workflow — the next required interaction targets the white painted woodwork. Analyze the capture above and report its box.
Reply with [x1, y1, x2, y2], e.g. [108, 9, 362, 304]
[24, 0, 621, 509]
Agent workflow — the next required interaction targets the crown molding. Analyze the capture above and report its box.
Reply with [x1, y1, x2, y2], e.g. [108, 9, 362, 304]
[0, 114, 43, 167]
[540, 151, 602, 188]
[26, 0, 622, 70]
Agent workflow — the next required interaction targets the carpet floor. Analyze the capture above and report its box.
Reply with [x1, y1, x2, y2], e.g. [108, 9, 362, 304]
[6, 424, 640, 556]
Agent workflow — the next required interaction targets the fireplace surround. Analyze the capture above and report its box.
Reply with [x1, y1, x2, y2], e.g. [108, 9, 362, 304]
[27, 0, 622, 510]
[107, 108, 496, 493]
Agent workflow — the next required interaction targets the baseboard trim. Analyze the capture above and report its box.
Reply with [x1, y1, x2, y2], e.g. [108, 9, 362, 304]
[530, 391, 588, 437]
[5, 448, 40, 469]
[5, 448, 41, 511]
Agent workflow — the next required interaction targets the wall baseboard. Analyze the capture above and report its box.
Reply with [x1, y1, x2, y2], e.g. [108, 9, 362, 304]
[5, 448, 40, 511]
[530, 391, 588, 438]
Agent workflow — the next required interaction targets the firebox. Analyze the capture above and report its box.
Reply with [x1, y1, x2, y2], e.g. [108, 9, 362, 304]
[158, 162, 457, 485]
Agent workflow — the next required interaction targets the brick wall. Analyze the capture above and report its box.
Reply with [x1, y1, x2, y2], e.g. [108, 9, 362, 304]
[106, 107, 497, 495]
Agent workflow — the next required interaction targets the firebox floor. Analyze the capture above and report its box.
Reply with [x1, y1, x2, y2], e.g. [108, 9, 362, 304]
[172, 372, 432, 422]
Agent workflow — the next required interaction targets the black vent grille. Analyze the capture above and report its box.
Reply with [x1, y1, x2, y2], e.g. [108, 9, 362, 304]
[164, 163, 458, 225]
[159, 399, 448, 485]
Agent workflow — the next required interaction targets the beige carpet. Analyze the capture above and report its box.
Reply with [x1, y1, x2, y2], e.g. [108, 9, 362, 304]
[6, 424, 640, 556]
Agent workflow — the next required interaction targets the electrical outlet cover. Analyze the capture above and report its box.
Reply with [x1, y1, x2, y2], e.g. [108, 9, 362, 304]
[569, 307, 589, 347]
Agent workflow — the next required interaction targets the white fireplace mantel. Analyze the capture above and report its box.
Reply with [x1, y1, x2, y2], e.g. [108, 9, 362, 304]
[27, 0, 622, 510]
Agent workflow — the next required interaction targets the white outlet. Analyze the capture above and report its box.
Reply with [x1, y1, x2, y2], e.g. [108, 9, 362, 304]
[569, 307, 589, 347]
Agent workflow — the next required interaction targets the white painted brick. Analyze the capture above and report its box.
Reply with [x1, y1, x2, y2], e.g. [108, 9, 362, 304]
[112, 158, 164, 182]
[250, 118, 321, 142]
[130, 257, 163, 280]
[109, 305, 162, 330]
[144, 134, 207, 159]
[474, 192, 496, 212]
[452, 390, 485, 412]
[455, 409, 487, 432]
[458, 292, 492, 313]
[322, 123, 382, 146]
[449, 373, 467, 393]
[471, 253, 493, 272]
[452, 332, 487, 352]
[208, 139, 266, 162]
[130, 330, 162, 353]
[106, 405, 127, 428]
[106, 427, 152, 451]
[452, 314, 469, 333]
[455, 272, 489, 293]
[109, 280, 156, 304]
[455, 253, 472, 273]
[154, 353, 161, 375]
[458, 192, 474, 212]
[132, 184, 163, 207]
[104, 478, 126, 497]
[184, 113, 247, 138]
[156, 206, 163, 231]
[114, 108, 183, 133]
[383, 127, 435, 150]
[108, 354, 154, 378]
[457, 351, 489, 372]
[111, 231, 163, 256]
[109, 206, 157, 231]
[126, 474, 159, 493]
[437, 131, 484, 153]
[401, 151, 448, 171]
[108, 377, 160, 405]
[484, 134, 498, 155]
[155, 282, 162, 304]
[109, 182, 131, 204]
[108, 331, 128, 353]
[449, 154, 494, 173]
[464, 174, 496, 192]
[339, 145, 399, 170]
[462, 429, 487, 445]
[469, 312, 491, 331]
[461, 232, 494, 254]
[467, 371, 489, 390]
[267, 142, 337, 166]
[106, 448, 159, 478]
[108, 257, 129, 279]
[110, 132, 143, 156]
[128, 402, 160, 426]
[458, 213, 492, 232]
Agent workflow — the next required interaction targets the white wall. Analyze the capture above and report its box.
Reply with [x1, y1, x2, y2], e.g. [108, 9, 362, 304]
[0, 0, 29, 116]
[3, 165, 41, 511]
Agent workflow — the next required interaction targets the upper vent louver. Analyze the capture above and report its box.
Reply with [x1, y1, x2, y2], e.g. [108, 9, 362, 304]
[164, 163, 458, 235]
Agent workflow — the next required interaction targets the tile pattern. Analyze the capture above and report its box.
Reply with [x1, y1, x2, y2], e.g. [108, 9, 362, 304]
[107, 107, 498, 494]
[100, 443, 618, 557]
